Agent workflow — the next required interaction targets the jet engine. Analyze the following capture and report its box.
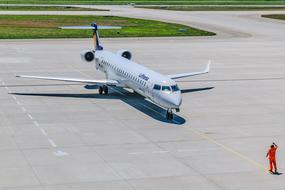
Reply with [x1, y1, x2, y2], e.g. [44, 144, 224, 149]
[80, 49, 95, 62]
[117, 49, 132, 60]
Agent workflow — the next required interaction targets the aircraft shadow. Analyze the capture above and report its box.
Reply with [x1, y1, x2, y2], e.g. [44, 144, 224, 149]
[11, 86, 213, 125]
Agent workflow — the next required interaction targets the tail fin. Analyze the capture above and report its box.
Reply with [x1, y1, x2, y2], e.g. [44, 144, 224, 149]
[60, 23, 121, 51]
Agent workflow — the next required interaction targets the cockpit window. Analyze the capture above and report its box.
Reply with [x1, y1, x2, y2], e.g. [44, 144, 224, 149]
[162, 86, 171, 92]
[153, 84, 161, 90]
[171, 85, 180, 92]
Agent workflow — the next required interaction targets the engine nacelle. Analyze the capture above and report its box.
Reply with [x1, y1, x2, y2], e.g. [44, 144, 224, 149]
[80, 49, 95, 62]
[117, 49, 132, 60]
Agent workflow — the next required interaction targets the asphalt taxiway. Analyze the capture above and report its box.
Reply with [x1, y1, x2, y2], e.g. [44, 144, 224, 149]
[0, 7, 285, 190]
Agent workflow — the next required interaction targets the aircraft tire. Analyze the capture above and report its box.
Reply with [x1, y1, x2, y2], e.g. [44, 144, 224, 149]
[99, 86, 103, 94]
[103, 85, 108, 95]
[166, 110, 173, 120]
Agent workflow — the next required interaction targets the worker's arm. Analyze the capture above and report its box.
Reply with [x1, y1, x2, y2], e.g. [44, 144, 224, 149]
[273, 142, 278, 149]
[266, 151, 269, 158]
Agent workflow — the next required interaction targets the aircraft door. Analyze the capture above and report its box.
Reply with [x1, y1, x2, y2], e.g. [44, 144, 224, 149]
[149, 83, 157, 99]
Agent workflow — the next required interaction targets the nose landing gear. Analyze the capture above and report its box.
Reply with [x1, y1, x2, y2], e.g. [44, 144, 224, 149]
[99, 85, 108, 95]
[166, 109, 173, 120]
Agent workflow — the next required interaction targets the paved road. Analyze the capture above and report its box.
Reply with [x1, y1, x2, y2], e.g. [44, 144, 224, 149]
[0, 7, 284, 190]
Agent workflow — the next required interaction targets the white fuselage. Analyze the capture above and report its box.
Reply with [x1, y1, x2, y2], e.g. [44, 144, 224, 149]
[94, 50, 182, 109]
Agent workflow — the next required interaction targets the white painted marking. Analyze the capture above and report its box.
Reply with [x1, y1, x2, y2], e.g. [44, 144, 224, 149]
[128, 152, 145, 155]
[41, 129, 48, 136]
[152, 150, 169, 154]
[54, 150, 69, 156]
[27, 113, 33, 120]
[16, 101, 22, 105]
[48, 139, 57, 148]
[33, 121, 39, 127]
[21, 107, 27, 112]
[12, 95, 17, 100]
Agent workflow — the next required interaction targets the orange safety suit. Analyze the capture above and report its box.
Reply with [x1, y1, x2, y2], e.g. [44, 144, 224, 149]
[267, 147, 277, 172]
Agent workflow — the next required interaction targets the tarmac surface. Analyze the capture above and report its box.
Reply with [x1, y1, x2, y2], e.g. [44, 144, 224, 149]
[0, 6, 285, 190]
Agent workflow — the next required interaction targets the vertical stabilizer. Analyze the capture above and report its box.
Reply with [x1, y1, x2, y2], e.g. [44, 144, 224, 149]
[91, 23, 103, 51]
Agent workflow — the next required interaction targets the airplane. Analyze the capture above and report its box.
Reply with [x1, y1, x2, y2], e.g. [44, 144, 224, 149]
[16, 23, 210, 120]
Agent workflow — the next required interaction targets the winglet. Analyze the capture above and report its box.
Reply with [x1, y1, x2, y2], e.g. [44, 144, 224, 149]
[205, 60, 211, 73]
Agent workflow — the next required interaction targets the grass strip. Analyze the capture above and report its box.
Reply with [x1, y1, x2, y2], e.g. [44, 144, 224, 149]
[0, 15, 215, 39]
[138, 5, 285, 11]
[1, 0, 285, 5]
[0, 6, 108, 11]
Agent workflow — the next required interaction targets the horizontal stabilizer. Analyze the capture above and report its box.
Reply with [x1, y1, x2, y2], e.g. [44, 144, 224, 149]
[60, 26, 122, 30]
[59, 23, 121, 50]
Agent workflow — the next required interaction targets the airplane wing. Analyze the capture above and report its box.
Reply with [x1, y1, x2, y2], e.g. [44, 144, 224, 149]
[167, 61, 210, 80]
[16, 75, 119, 85]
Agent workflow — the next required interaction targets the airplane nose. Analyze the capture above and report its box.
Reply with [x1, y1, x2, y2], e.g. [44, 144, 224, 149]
[170, 95, 182, 108]
[158, 92, 182, 109]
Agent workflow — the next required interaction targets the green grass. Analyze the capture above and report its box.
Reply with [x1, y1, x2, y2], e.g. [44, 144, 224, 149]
[0, 15, 215, 39]
[262, 14, 285, 20]
[138, 5, 285, 11]
[1, 0, 285, 5]
[0, 6, 108, 11]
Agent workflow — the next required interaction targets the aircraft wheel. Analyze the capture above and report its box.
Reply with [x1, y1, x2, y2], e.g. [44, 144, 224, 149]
[169, 112, 173, 120]
[99, 86, 103, 95]
[103, 85, 108, 95]
[166, 109, 173, 120]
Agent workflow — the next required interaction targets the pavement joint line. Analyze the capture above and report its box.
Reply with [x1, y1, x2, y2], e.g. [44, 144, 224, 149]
[40, 129, 48, 136]
[178, 149, 194, 152]
[128, 152, 145, 155]
[184, 126, 267, 171]
[152, 150, 169, 154]
[48, 139, 57, 148]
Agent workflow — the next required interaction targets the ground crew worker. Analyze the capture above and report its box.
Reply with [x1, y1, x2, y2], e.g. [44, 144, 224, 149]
[266, 142, 278, 174]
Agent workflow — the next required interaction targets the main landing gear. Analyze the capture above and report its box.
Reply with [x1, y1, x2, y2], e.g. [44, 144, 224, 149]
[99, 85, 108, 95]
[166, 109, 173, 120]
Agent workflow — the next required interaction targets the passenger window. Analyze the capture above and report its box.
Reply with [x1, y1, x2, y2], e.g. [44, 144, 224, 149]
[153, 84, 161, 90]
[162, 86, 171, 92]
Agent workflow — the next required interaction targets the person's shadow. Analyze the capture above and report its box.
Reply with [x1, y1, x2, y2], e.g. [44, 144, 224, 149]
[11, 83, 214, 125]
[272, 172, 283, 175]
